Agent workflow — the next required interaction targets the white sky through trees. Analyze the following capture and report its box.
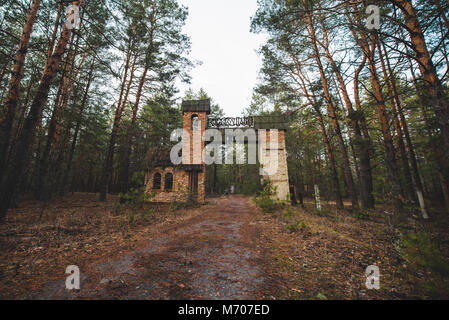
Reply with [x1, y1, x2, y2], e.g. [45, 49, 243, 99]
[178, 0, 266, 116]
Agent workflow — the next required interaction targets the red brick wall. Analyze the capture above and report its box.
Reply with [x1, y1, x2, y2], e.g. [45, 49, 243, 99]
[145, 111, 207, 204]
[146, 167, 189, 203]
[182, 112, 207, 165]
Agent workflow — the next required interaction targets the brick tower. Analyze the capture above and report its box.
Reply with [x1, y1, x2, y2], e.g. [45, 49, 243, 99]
[255, 116, 291, 201]
[258, 129, 290, 201]
[181, 99, 210, 203]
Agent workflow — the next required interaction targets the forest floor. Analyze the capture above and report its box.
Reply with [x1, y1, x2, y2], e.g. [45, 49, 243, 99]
[0, 193, 448, 299]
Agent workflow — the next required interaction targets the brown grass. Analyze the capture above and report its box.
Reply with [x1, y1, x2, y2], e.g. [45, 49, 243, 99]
[0, 193, 204, 299]
[251, 201, 449, 300]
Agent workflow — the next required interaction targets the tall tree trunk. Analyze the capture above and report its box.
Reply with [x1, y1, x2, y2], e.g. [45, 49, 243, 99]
[14, 70, 37, 140]
[432, 0, 449, 31]
[213, 163, 217, 194]
[338, 84, 361, 191]
[62, 64, 94, 192]
[72, 145, 84, 193]
[368, 40, 403, 209]
[408, 55, 449, 212]
[120, 64, 150, 193]
[99, 45, 134, 201]
[316, 106, 345, 210]
[36, 34, 75, 199]
[353, 55, 371, 142]
[37, 5, 85, 199]
[47, 3, 63, 59]
[353, 55, 376, 204]
[119, 5, 157, 193]
[306, 12, 358, 209]
[317, 8, 374, 209]
[438, 16, 449, 80]
[0, 58, 12, 100]
[0, 1, 82, 221]
[0, 0, 41, 181]
[380, 38, 425, 204]
[47, 42, 87, 195]
[294, 63, 345, 209]
[394, 0, 449, 184]
[49, 51, 86, 181]
[347, 3, 403, 211]
[377, 40, 416, 202]
[328, 54, 373, 208]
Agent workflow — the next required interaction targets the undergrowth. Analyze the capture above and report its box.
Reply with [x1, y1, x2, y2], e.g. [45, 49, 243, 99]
[254, 179, 286, 213]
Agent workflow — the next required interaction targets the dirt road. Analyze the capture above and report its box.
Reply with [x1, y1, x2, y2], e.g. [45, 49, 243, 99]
[25, 196, 268, 300]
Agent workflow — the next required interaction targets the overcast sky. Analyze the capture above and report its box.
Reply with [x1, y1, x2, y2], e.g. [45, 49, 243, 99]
[178, 0, 266, 116]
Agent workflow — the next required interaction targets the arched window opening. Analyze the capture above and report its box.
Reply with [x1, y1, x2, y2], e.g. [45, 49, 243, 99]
[164, 173, 173, 191]
[153, 173, 161, 190]
[191, 115, 199, 131]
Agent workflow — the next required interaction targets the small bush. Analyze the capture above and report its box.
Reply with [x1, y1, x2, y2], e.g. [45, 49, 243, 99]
[311, 207, 332, 217]
[281, 207, 296, 220]
[286, 220, 308, 233]
[115, 171, 157, 225]
[119, 171, 155, 210]
[352, 206, 369, 219]
[402, 201, 421, 217]
[254, 179, 285, 213]
[255, 196, 280, 213]
[402, 232, 449, 277]
[113, 201, 122, 215]
[144, 209, 154, 216]
[316, 293, 328, 300]
[169, 202, 181, 212]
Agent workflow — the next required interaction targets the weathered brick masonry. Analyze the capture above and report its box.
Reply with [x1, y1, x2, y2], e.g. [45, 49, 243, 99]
[146, 100, 209, 203]
[259, 129, 290, 201]
[145, 100, 290, 203]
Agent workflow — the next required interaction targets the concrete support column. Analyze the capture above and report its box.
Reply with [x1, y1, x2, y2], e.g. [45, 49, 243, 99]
[260, 130, 290, 201]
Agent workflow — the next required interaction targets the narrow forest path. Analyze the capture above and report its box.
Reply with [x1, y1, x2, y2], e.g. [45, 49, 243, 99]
[25, 196, 268, 300]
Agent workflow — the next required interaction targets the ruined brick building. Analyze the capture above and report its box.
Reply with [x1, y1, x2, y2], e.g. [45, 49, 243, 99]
[144, 99, 290, 203]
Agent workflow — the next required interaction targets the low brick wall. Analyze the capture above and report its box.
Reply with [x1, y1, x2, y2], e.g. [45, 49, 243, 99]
[145, 167, 205, 203]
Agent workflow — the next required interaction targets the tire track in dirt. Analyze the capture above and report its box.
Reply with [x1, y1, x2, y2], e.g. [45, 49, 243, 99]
[25, 196, 266, 300]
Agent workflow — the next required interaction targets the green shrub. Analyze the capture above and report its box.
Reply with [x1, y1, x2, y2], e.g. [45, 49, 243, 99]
[255, 196, 279, 213]
[113, 201, 122, 215]
[313, 207, 332, 217]
[286, 220, 308, 233]
[119, 171, 155, 210]
[144, 209, 154, 216]
[169, 202, 181, 212]
[402, 232, 449, 277]
[316, 293, 328, 300]
[281, 207, 296, 220]
[115, 172, 157, 225]
[254, 179, 285, 213]
[402, 201, 421, 216]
